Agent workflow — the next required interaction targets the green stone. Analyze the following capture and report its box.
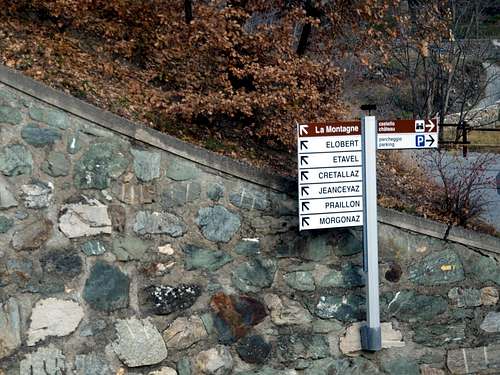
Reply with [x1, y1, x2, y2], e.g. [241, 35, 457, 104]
[409, 249, 465, 285]
[207, 182, 224, 201]
[471, 256, 500, 285]
[304, 236, 331, 261]
[29, 106, 69, 129]
[21, 124, 62, 147]
[83, 261, 129, 311]
[177, 358, 192, 375]
[42, 151, 70, 177]
[74, 142, 129, 189]
[382, 290, 447, 322]
[448, 287, 481, 307]
[304, 358, 340, 375]
[200, 312, 215, 334]
[235, 239, 260, 256]
[161, 181, 201, 208]
[381, 357, 419, 375]
[0, 105, 22, 125]
[333, 229, 362, 256]
[320, 263, 365, 288]
[131, 149, 161, 182]
[0, 144, 33, 176]
[183, 244, 233, 272]
[165, 159, 199, 181]
[314, 292, 365, 322]
[312, 319, 344, 334]
[284, 271, 315, 291]
[413, 322, 466, 347]
[277, 334, 329, 363]
[112, 236, 150, 261]
[196, 205, 241, 243]
[232, 257, 277, 293]
[81, 240, 108, 256]
[229, 189, 269, 210]
[0, 215, 14, 233]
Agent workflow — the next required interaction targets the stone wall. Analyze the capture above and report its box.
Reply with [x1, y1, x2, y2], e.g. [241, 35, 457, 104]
[1, 67, 500, 375]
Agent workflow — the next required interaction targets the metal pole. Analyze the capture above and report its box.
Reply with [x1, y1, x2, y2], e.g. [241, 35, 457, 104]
[360, 115, 381, 351]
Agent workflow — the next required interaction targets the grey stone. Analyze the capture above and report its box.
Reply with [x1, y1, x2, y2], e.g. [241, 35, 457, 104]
[79, 319, 107, 337]
[194, 345, 233, 375]
[447, 344, 500, 374]
[21, 180, 54, 208]
[319, 263, 365, 288]
[0, 298, 21, 359]
[229, 189, 269, 210]
[409, 248, 464, 285]
[161, 181, 201, 208]
[83, 261, 129, 311]
[303, 358, 339, 375]
[312, 319, 343, 334]
[0, 175, 17, 209]
[448, 287, 481, 307]
[0, 105, 21, 125]
[284, 271, 315, 291]
[113, 317, 168, 367]
[40, 248, 82, 278]
[15, 210, 28, 219]
[314, 292, 365, 322]
[131, 149, 161, 182]
[184, 244, 233, 272]
[0, 215, 14, 233]
[29, 106, 69, 129]
[166, 160, 200, 181]
[21, 124, 61, 147]
[333, 229, 362, 256]
[413, 322, 466, 347]
[81, 240, 108, 256]
[304, 236, 331, 261]
[74, 142, 129, 189]
[236, 335, 271, 364]
[112, 236, 150, 261]
[59, 200, 112, 238]
[235, 239, 260, 256]
[113, 179, 156, 204]
[27, 298, 84, 346]
[207, 182, 224, 201]
[74, 353, 111, 375]
[163, 315, 207, 350]
[232, 257, 277, 292]
[12, 218, 52, 250]
[480, 311, 500, 332]
[382, 290, 447, 322]
[196, 205, 241, 243]
[330, 357, 382, 375]
[0, 144, 33, 176]
[177, 357, 192, 375]
[133, 211, 187, 237]
[381, 357, 419, 375]
[277, 334, 329, 363]
[264, 294, 312, 326]
[19, 345, 67, 375]
[42, 152, 70, 177]
[470, 255, 500, 285]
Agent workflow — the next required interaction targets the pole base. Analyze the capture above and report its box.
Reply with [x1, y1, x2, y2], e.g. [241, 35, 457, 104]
[360, 325, 382, 352]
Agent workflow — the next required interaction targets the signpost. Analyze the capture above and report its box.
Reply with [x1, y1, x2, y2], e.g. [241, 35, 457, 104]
[297, 115, 439, 352]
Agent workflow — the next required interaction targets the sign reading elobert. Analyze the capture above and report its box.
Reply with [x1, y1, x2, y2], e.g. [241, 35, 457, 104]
[297, 122, 364, 230]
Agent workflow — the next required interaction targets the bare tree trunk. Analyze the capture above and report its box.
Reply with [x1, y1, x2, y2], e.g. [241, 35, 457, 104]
[185, 0, 193, 23]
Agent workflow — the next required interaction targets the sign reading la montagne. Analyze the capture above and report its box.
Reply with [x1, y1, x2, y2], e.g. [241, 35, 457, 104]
[297, 122, 364, 231]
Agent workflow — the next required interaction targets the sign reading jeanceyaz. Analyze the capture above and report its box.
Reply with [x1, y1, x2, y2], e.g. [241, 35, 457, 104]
[298, 122, 364, 230]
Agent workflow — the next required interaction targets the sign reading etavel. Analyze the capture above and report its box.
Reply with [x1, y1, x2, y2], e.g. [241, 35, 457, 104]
[377, 119, 438, 150]
[297, 122, 364, 230]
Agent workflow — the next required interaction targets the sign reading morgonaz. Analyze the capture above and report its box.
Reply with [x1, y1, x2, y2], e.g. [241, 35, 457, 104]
[297, 122, 364, 230]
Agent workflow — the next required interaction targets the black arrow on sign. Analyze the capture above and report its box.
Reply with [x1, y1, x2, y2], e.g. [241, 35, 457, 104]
[301, 202, 310, 211]
[300, 171, 309, 181]
[301, 186, 309, 196]
[426, 134, 435, 147]
[302, 217, 310, 226]
[300, 155, 309, 166]
[300, 140, 309, 150]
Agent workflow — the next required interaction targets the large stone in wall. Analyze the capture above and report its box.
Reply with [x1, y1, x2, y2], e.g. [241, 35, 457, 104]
[196, 205, 241, 243]
[283, 271, 315, 292]
[12, 218, 52, 250]
[74, 141, 129, 189]
[112, 235, 150, 261]
[319, 263, 365, 288]
[480, 311, 500, 333]
[314, 292, 365, 322]
[40, 248, 82, 279]
[131, 149, 161, 182]
[21, 181, 54, 209]
[470, 255, 500, 285]
[21, 124, 62, 147]
[150, 284, 202, 315]
[133, 210, 187, 237]
[229, 188, 269, 211]
[74, 353, 111, 375]
[58, 199, 112, 238]
[236, 335, 272, 364]
[113, 318, 168, 367]
[0, 298, 21, 359]
[161, 181, 202, 208]
[42, 151, 70, 177]
[408, 249, 465, 285]
[0, 144, 33, 176]
[113, 179, 156, 204]
[0, 105, 22, 125]
[413, 322, 466, 347]
[193, 345, 233, 375]
[448, 287, 482, 307]
[0, 175, 17, 209]
[183, 244, 233, 272]
[447, 344, 500, 374]
[83, 261, 129, 311]
[277, 334, 330, 363]
[27, 298, 84, 346]
[165, 159, 200, 181]
[163, 315, 207, 350]
[382, 290, 448, 322]
[29, 106, 69, 129]
[0, 215, 14, 233]
[232, 257, 277, 293]
[19, 346, 67, 375]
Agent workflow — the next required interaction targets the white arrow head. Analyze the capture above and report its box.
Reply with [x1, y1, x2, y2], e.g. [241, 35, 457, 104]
[299, 124, 309, 136]
[426, 119, 436, 132]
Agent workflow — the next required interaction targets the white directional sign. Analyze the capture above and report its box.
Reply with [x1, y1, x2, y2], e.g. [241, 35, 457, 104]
[377, 119, 438, 150]
[298, 122, 364, 230]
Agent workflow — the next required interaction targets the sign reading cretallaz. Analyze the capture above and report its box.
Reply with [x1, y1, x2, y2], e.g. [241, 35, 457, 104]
[297, 122, 364, 230]
[377, 119, 438, 150]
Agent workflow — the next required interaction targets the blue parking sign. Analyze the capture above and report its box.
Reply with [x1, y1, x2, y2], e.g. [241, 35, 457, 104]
[415, 135, 425, 147]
